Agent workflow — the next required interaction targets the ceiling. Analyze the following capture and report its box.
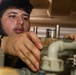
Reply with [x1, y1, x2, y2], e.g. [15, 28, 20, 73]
[30, 0, 76, 28]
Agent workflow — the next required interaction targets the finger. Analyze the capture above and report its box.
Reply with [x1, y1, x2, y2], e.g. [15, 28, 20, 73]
[20, 45, 39, 70]
[73, 35, 76, 41]
[26, 32, 43, 49]
[23, 37, 41, 62]
[64, 34, 70, 38]
[17, 44, 39, 70]
[17, 50, 38, 72]
[74, 38, 76, 41]
[64, 34, 74, 39]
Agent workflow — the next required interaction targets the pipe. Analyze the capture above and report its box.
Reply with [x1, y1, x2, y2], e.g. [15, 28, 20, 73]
[48, 41, 76, 59]
[55, 25, 60, 38]
[41, 40, 76, 72]
[30, 17, 76, 25]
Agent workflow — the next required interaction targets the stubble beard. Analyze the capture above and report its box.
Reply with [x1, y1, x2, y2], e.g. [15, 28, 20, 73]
[0, 22, 30, 36]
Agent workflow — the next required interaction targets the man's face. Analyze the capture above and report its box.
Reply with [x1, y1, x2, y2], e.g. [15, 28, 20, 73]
[1, 8, 30, 36]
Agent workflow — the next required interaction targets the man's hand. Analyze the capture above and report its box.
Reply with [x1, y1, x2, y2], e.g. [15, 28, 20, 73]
[64, 33, 76, 41]
[1, 31, 43, 71]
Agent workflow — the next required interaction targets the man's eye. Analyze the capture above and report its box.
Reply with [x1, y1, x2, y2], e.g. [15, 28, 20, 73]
[23, 17, 28, 21]
[9, 15, 16, 18]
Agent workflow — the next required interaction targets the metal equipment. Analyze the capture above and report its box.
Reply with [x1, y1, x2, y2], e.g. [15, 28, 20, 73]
[0, 25, 76, 75]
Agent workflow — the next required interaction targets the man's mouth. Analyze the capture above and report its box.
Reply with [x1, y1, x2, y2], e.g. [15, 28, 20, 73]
[14, 28, 24, 34]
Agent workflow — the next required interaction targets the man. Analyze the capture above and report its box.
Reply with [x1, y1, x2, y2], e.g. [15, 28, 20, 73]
[0, 0, 43, 72]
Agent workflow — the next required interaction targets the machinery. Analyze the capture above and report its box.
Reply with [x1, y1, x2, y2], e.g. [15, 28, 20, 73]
[15, 37, 76, 75]
[0, 25, 76, 75]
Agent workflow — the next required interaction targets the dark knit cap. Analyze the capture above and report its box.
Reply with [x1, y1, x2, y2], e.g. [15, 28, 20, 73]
[0, 0, 33, 14]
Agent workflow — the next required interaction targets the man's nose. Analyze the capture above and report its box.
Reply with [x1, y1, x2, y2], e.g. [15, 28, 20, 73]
[17, 17, 23, 25]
